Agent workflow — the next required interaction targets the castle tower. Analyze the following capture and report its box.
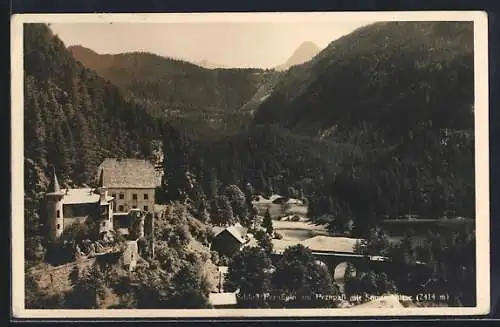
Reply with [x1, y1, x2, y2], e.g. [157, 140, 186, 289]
[46, 168, 65, 242]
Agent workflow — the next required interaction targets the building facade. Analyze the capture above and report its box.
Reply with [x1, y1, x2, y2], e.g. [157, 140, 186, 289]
[108, 188, 155, 213]
[45, 168, 114, 243]
[211, 224, 248, 258]
[97, 158, 160, 213]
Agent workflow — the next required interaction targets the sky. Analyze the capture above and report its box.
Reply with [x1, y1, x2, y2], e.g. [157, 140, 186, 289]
[48, 21, 373, 68]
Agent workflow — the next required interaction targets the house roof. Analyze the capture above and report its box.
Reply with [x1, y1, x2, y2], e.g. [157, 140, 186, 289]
[212, 226, 225, 237]
[225, 226, 247, 244]
[97, 158, 160, 189]
[62, 188, 113, 205]
[208, 293, 237, 306]
[300, 236, 361, 253]
[213, 223, 247, 241]
[271, 239, 302, 254]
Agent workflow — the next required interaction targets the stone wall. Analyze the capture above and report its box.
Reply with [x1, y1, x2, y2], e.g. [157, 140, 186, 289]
[29, 257, 96, 293]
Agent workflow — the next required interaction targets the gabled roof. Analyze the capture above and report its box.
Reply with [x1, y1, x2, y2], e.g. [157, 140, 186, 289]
[225, 226, 246, 244]
[212, 226, 225, 237]
[213, 224, 247, 244]
[213, 223, 247, 236]
[271, 239, 302, 254]
[97, 158, 160, 189]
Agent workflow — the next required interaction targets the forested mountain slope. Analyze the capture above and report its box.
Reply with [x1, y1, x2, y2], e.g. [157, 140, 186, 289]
[254, 21, 474, 139]
[23, 24, 168, 262]
[212, 21, 476, 229]
[25, 24, 163, 186]
[68, 45, 267, 115]
[68, 45, 281, 139]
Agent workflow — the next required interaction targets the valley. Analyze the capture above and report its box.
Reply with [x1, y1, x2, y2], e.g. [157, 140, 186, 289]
[22, 20, 477, 310]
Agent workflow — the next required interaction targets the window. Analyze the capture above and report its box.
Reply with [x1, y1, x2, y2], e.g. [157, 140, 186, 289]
[119, 193, 124, 200]
[119, 205, 124, 212]
[144, 193, 149, 200]
[56, 210, 60, 218]
[144, 206, 149, 211]
[111, 193, 116, 199]
[102, 222, 106, 227]
[56, 224, 60, 230]
[132, 206, 137, 209]
[132, 193, 138, 200]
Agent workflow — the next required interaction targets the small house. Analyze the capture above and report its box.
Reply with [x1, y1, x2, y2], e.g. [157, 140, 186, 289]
[211, 224, 248, 257]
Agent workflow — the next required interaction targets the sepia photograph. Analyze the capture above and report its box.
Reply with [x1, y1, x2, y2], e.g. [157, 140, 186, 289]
[11, 11, 490, 318]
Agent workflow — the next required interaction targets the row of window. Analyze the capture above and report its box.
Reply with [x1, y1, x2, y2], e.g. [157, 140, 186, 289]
[118, 205, 149, 212]
[112, 193, 149, 200]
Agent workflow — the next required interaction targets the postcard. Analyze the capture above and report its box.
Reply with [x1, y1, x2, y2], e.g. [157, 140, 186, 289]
[11, 11, 490, 319]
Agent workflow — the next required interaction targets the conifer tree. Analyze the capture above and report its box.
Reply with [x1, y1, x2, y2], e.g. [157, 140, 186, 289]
[263, 208, 273, 236]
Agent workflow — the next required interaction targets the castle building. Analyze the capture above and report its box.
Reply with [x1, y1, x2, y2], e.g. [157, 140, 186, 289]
[96, 158, 160, 214]
[45, 168, 114, 243]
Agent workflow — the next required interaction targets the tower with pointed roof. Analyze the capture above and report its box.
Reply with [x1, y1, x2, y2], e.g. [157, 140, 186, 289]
[46, 168, 65, 242]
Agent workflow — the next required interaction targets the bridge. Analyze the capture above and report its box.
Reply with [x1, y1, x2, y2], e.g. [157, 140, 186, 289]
[271, 249, 392, 280]
[269, 235, 419, 280]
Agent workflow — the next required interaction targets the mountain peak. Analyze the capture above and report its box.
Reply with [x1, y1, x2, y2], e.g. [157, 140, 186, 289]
[275, 41, 320, 71]
[295, 41, 320, 52]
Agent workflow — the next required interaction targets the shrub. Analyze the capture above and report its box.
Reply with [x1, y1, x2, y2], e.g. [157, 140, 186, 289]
[210, 251, 220, 265]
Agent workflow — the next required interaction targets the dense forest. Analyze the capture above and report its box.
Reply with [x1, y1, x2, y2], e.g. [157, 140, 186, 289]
[189, 23, 475, 233]
[190, 122, 474, 236]
[246, 21, 476, 232]
[24, 24, 166, 185]
[24, 21, 476, 254]
[23, 23, 169, 263]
